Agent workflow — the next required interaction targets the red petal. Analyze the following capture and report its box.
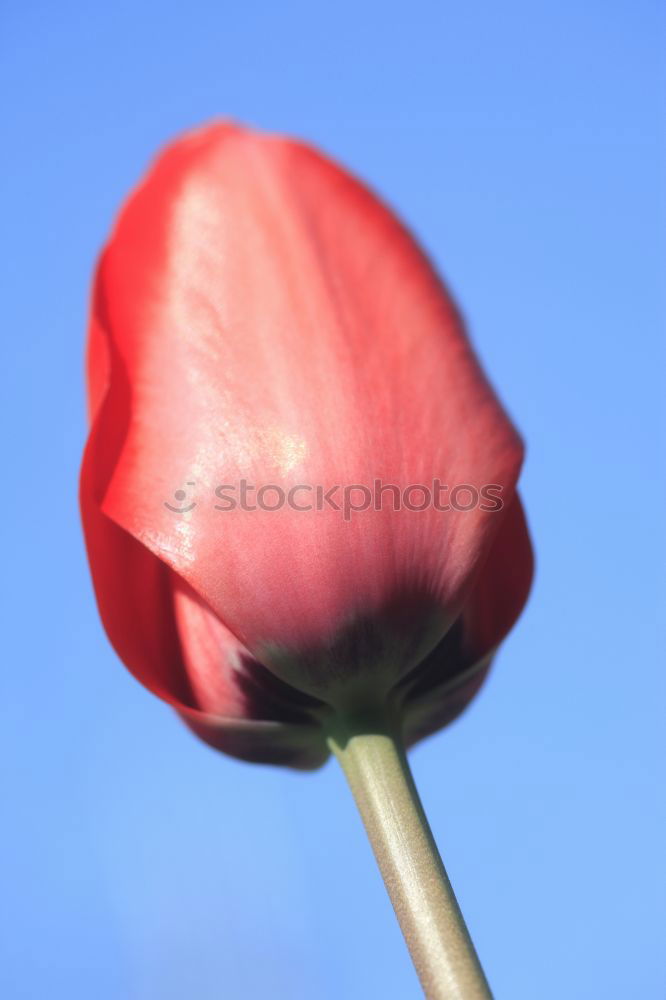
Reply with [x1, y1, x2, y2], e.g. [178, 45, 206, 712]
[80, 265, 194, 708]
[80, 258, 329, 766]
[86, 123, 524, 687]
[403, 494, 533, 745]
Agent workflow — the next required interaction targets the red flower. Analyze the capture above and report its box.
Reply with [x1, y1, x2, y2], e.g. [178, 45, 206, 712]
[80, 124, 533, 768]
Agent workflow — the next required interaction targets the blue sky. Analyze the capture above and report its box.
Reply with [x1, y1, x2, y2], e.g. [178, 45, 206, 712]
[2, 2, 664, 997]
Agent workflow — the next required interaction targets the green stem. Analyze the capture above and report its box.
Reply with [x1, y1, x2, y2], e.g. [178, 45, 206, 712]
[327, 717, 492, 1000]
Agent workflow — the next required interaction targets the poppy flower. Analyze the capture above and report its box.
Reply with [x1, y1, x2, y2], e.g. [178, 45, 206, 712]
[80, 123, 533, 770]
